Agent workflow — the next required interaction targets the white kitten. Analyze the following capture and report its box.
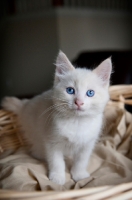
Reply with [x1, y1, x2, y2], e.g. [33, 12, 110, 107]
[2, 51, 112, 185]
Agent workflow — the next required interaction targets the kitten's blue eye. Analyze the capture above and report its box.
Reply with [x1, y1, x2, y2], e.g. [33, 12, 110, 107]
[66, 87, 75, 94]
[86, 90, 95, 97]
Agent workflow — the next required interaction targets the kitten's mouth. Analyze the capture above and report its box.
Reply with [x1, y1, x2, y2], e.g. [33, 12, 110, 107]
[71, 107, 84, 113]
[74, 108, 85, 116]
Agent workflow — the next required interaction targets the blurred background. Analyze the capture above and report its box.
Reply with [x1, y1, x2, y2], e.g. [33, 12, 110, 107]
[0, 0, 132, 101]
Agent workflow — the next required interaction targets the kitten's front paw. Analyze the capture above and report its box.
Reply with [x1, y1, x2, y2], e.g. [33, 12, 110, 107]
[71, 169, 90, 182]
[49, 172, 65, 185]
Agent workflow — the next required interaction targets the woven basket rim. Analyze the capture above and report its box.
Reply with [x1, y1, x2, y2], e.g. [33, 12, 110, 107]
[0, 182, 132, 199]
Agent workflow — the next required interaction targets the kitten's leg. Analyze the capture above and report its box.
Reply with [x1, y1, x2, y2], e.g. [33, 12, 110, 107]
[71, 141, 95, 182]
[47, 149, 65, 185]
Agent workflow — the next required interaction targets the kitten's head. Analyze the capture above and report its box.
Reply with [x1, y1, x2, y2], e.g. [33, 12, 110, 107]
[53, 51, 112, 117]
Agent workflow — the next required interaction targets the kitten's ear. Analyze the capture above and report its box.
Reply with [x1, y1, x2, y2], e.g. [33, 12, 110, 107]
[54, 51, 75, 81]
[93, 58, 112, 85]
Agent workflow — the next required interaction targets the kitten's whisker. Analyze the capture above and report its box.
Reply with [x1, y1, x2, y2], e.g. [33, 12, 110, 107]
[39, 104, 59, 118]
[42, 96, 72, 106]
[39, 103, 68, 118]
[45, 106, 67, 126]
[42, 96, 66, 102]
[50, 108, 67, 124]
[44, 109, 56, 126]
[54, 106, 68, 120]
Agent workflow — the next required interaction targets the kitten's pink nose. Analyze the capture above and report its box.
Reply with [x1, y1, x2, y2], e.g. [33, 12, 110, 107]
[75, 99, 84, 107]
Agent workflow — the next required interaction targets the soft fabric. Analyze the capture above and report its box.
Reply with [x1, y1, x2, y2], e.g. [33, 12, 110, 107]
[0, 101, 132, 191]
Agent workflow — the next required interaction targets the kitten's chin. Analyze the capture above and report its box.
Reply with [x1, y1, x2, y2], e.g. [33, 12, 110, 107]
[73, 109, 88, 117]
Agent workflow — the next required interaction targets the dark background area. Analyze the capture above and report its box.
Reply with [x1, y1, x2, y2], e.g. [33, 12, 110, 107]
[73, 50, 132, 85]
[0, 0, 132, 101]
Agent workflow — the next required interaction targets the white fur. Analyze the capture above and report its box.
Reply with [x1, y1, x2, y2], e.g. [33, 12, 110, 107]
[2, 51, 112, 185]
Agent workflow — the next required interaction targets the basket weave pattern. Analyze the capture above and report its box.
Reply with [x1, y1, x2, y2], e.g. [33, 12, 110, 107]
[0, 110, 22, 154]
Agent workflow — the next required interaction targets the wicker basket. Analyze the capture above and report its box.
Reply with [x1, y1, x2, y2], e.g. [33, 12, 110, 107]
[0, 85, 132, 200]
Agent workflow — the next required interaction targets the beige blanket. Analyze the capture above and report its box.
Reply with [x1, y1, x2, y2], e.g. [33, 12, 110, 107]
[0, 101, 132, 191]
